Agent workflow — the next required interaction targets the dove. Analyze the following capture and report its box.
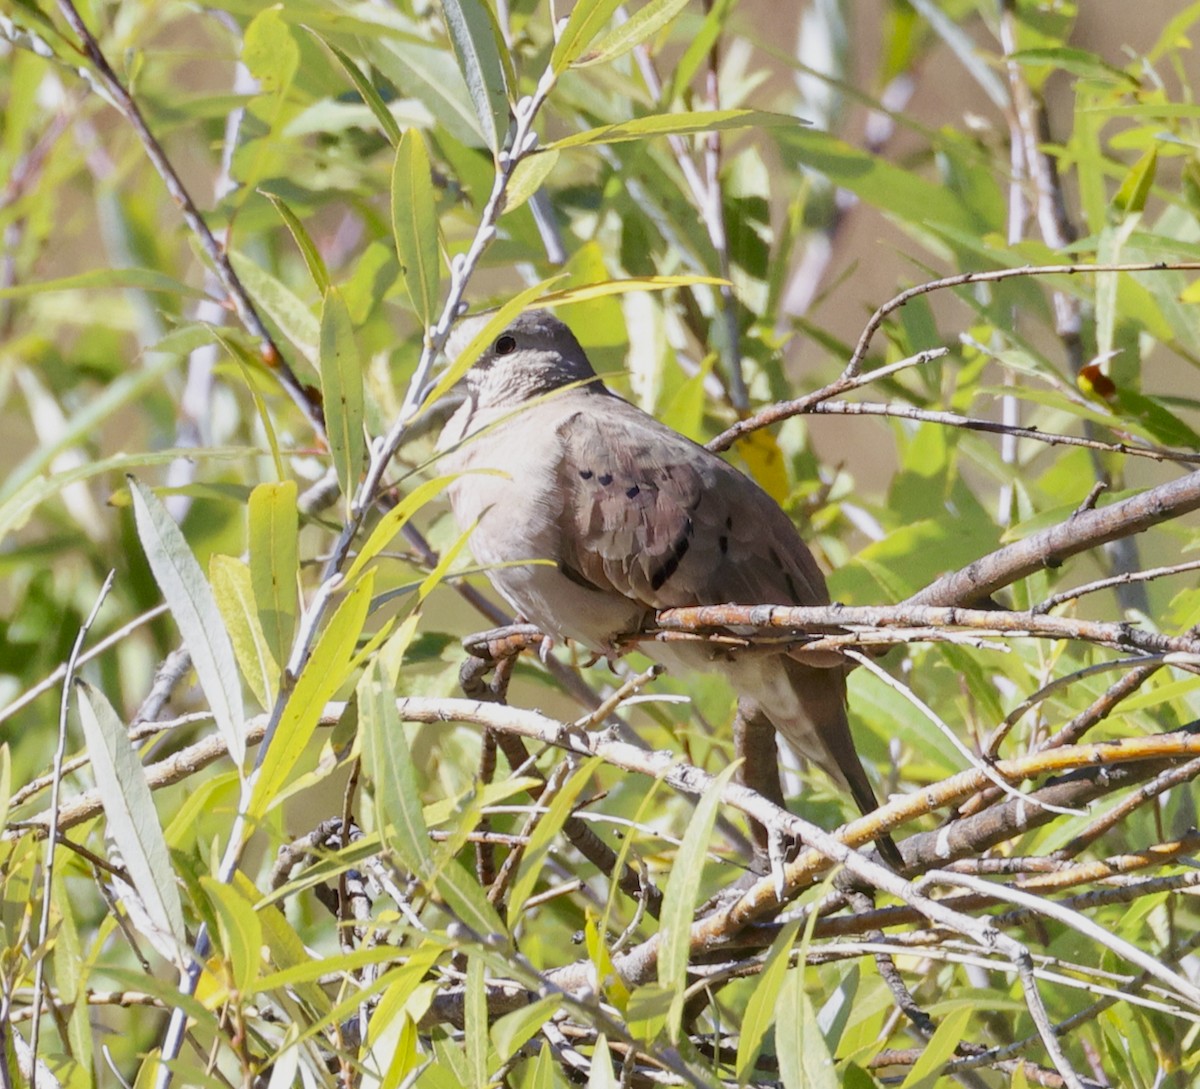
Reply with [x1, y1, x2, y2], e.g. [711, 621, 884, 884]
[436, 309, 901, 868]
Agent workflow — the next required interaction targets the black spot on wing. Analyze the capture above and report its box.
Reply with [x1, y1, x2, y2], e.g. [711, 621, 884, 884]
[598, 472, 613, 486]
[650, 517, 694, 592]
[626, 484, 640, 499]
[579, 469, 594, 480]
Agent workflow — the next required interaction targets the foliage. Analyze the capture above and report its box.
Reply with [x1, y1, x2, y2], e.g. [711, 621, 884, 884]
[2, 1, 1200, 1087]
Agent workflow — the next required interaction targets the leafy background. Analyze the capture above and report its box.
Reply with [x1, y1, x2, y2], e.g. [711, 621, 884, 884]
[2, 0, 1200, 1086]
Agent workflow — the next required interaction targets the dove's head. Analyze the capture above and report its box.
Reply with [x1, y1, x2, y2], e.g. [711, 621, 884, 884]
[447, 309, 602, 409]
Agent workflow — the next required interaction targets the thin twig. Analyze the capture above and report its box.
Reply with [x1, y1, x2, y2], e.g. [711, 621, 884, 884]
[31, 570, 114, 1083]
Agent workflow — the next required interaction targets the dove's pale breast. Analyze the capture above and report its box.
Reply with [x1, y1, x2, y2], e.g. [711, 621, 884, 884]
[438, 392, 649, 647]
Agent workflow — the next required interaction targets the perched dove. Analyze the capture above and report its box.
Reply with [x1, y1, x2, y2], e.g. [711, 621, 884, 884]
[438, 310, 901, 867]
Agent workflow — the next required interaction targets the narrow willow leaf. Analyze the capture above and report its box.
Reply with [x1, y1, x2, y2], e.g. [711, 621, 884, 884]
[345, 475, 459, 584]
[535, 274, 728, 307]
[319, 288, 366, 512]
[76, 681, 187, 956]
[391, 131, 441, 327]
[503, 149, 559, 214]
[229, 251, 320, 367]
[248, 480, 298, 673]
[360, 665, 433, 875]
[507, 758, 602, 929]
[368, 38, 484, 146]
[544, 109, 802, 152]
[249, 570, 375, 819]
[465, 955, 488, 1087]
[777, 968, 838, 1089]
[322, 38, 403, 147]
[899, 1005, 973, 1088]
[202, 878, 264, 999]
[551, 0, 624, 73]
[436, 855, 507, 941]
[442, 0, 510, 155]
[1112, 146, 1157, 214]
[243, 6, 299, 93]
[587, 1035, 616, 1089]
[658, 763, 738, 1036]
[211, 554, 278, 711]
[575, 0, 691, 67]
[265, 193, 331, 293]
[490, 993, 562, 1062]
[0, 267, 204, 301]
[736, 918, 802, 1082]
[129, 477, 246, 768]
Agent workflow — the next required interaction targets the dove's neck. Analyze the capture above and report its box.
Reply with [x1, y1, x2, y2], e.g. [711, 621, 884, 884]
[470, 354, 607, 411]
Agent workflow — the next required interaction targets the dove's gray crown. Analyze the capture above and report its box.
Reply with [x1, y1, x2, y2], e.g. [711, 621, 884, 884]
[449, 309, 602, 409]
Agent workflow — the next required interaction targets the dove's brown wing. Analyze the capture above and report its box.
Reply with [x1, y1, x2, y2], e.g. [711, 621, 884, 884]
[553, 395, 830, 612]
[551, 394, 904, 869]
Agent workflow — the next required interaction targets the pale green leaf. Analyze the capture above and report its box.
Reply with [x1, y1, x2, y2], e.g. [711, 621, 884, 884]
[0, 267, 204, 301]
[211, 553, 279, 711]
[900, 1005, 973, 1088]
[360, 665, 433, 876]
[248, 481, 298, 674]
[319, 287, 366, 511]
[442, 0, 510, 154]
[659, 763, 738, 1036]
[507, 758, 602, 928]
[202, 878, 264, 999]
[129, 477, 246, 768]
[243, 6, 299, 93]
[777, 968, 838, 1089]
[503, 150, 559, 214]
[321, 37, 403, 147]
[736, 919, 802, 1082]
[543, 109, 802, 152]
[575, 0, 692, 67]
[229, 251, 320, 367]
[465, 955, 489, 1087]
[491, 993, 562, 1062]
[249, 570, 375, 818]
[76, 681, 187, 955]
[265, 193, 331, 293]
[587, 1035, 616, 1089]
[392, 130, 442, 327]
[551, 0, 625, 73]
[346, 475, 461, 584]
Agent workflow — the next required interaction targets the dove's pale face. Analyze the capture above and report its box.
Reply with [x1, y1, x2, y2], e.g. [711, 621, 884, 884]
[452, 310, 602, 409]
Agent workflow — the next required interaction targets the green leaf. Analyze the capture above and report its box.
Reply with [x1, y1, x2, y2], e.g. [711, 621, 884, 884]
[503, 149, 559, 214]
[507, 758, 602, 928]
[736, 919, 802, 1082]
[899, 1004, 972, 1088]
[76, 681, 187, 958]
[658, 763, 738, 1037]
[368, 38, 485, 146]
[1008, 47, 1137, 87]
[321, 37, 403, 147]
[0, 744, 9, 831]
[435, 855, 507, 942]
[536, 274, 729, 307]
[265, 193, 331, 293]
[587, 1035, 616, 1089]
[0, 267, 204, 301]
[229, 251, 320, 367]
[544, 109, 802, 152]
[210, 553, 279, 711]
[248, 481, 298, 674]
[491, 993, 562, 1062]
[202, 878, 264, 999]
[346, 475, 461, 583]
[442, 0, 510, 155]
[465, 955, 489, 1086]
[575, 0, 692, 67]
[249, 570, 375, 818]
[129, 477, 246, 769]
[777, 967, 838, 1089]
[551, 0, 625, 73]
[319, 287, 366, 512]
[1112, 146, 1157, 215]
[243, 6, 299, 93]
[360, 665, 433, 876]
[392, 130, 442, 327]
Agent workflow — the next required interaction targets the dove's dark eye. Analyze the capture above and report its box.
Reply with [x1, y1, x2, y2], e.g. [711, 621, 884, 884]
[494, 335, 517, 356]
